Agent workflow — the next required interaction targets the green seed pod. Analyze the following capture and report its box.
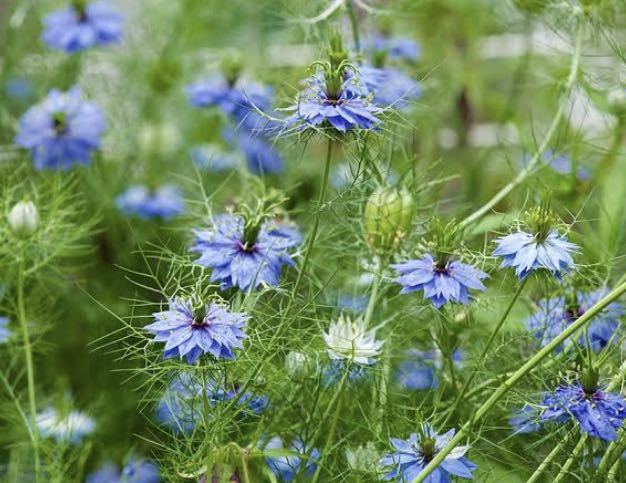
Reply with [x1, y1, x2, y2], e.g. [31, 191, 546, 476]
[363, 186, 414, 252]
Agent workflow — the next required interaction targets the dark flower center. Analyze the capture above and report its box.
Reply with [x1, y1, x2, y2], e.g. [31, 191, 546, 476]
[433, 262, 450, 275]
[192, 305, 209, 328]
[564, 306, 585, 322]
[72, 1, 88, 21]
[238, 240, 257, 254]
[418, 437, 437, 462]
[52, 112, 68, 135]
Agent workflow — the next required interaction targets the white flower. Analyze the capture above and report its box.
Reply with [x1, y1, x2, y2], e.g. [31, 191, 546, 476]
[36, 407, 95, 444]
[323, 314, 382, 365]
[8, 200, 38, 235]
[284, 351, 310, 380]
[345, 442, 380, 472]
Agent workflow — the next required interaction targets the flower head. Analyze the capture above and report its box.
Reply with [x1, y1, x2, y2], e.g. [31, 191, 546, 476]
[191, 214, 301, 292]
[540, 383, 626, 441]
[367, 35, 420, 62]
[493, 230, 578, 279]
[36, 407, 95, 444]
[323, 314, 382, 365]
[86, 458, 159, 483]
[396, 348, 463, 391]
[15, 87, 105, 170]
[526, 289, 623, 351]
[264, 436, 320, 482]
[116, 185, 185, 220]
[190, 144, 240, 172]
[380, 425, 477, 483]
[223, 128, 284, 174]
[42, 1, 123, 53]
[351, 66, 421, 109]
[393, 254, 488, 308]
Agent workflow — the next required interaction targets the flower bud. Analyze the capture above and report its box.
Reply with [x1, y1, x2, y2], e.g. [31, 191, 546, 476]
[363, 187, 414, 252]
[284, 351, 310, 381]
[8, 200, 39, 236]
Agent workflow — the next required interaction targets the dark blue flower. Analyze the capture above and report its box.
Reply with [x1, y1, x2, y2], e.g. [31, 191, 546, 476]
[146, 297, 248, 364]
[116, 185, 184, 220]
[284, 76, 381, 132]
[0, 317, 10, 343]
[393, 254, 488, 308]
[86, 459, 159, 483]
[351, 66, 421, 109]
[368, 35, 420, 62]
[190, 144, 240, 171]
[264, 436, 320, 482]
[15, 87, 106, 170]
[380, 426, 477, 483]
[526, 289, 623, 352]
[540, 384, 626, 441]
[191, 214, 301, 292]
[493, 230, 578, 279]
[396, 349, 463, 391]
[156, 372, 266, 433]
[42, 1, 123, 53]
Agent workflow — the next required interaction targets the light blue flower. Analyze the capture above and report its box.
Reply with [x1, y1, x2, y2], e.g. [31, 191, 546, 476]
[86, 458, 159, 483]
[116, 185, 184, 220]
[264, 436, 320, 482]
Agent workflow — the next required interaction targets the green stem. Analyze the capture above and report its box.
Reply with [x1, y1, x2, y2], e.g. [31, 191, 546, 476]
[459, 19, 584, 230]
[443, 279, 527, 425]
[552, 435, 587, 483]
[412, 279, 626, 483]
[346, 0, 360, 53]
[17, 264, 40, 482]
[238, 449, 251, 483]
[526, 431, 574, 483]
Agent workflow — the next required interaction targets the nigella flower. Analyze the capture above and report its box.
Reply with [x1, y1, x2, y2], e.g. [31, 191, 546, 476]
[368, 35, 420, 62]
[146, 297, 247, 364]
[191, 214, 301, 292]
[223, 128, 284, 175]
[86, 459, 159, 483]
[522, 150, 590, 182]
[36, 407, 95, 444]
[493, 230, 579, 279]
[539, 383, 626, 441]
[526, 289, 624, 352]
[15, 87, 106, 170]
[509, 405, 541, 435]
[284, 75, 381, 132]
[380, 426, 477, 483]
[116, 185, 185, 220]
[264, 436, 320, 482]
[322, 359, 371, 387]
[0, 317, 10, 343]
[336, 294, 368, 313]
[156, 372, 267, 433]
[190, 144, 240, 172]
[351, 66, 421, 109]
[323, 314, 383, 365]
[392, 254, 488, 309]
[42, 1, 123, 53]
[396, 349, 463, 391]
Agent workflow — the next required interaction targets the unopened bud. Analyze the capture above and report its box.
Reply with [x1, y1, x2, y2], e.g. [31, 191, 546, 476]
[363, 187, 414, 252]
[8, 201, 38, 236]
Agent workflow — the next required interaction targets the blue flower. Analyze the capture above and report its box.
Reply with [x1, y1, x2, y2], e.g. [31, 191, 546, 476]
[156, 372, 266, 433]
[86, 459, 159, 483]
[336, 294, 368, 313]
[322, 359, 371, 387]
[223, 128, 283, 174]
[526, 289, 624, 352]
[493, 230, 578, 279]
[191, 214, 301, 292]
[396, 349, 463, 391]
[284, 76, 381, 132]
[509, 405, 541, 435]
[146, 297, 247, 364]
[380, 426, 477, 483]
[0, 317, 10, 343]
[116, 185, 184, 220]
[264, 436, 320, 482]
[540, 384, 626, 441]
[4, 77, 33, 101]
[190, 144, 240, 171]
[15, 87, 105, 170]
[392, 254, 488, 308]
[368, 35, 420, 62]
[547, 152, 590, 181]
[351, 66, 421, 109]
[42, 1, 123, 53]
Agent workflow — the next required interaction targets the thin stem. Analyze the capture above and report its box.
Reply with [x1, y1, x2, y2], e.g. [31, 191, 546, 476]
[443, 279, 527, 425]
[346, 0, 360, 53]
[17, 263, 40, 482]
[459, 19, 584, 230]
[526, 432, 574, 483]
[552, 435, 587, 483]
[238, 449, 251, 483]
[412, 279, 626, 483]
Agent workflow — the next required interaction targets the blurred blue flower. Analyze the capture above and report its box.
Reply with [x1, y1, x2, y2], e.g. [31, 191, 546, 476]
[86, 459, 159, 483]
[223, 128, 283, 174]
[522, 150, 591, 181]
[156, 372, 266, 433]
[493, 230, 578, 279]
[116, 185, 184, 220]
[284, 76, 380, 132]
[336, 294, 368, 313]
[351, 66, 421, 109]
[264, 436, 320, 482]
[393, 254, 488, 308]
[190, 144, 240, 172]
[146, 297, 248, 364]
[322, 359, 371, 387]
[0, 317, 10, 343]
[368, 35, 420, 62]
[4, 77, 33, 101]
[380, 426, 477, 482]
[526, 289, 623, 352]
[36, 407, 94, 444]
[15, 87, 105, 170]
[42, 1, 123, 53]
[191, 214, 301, 292]
[540, 384, 626, 441]
[509, 404, 541, 435]
[396, 349, 463, 391]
